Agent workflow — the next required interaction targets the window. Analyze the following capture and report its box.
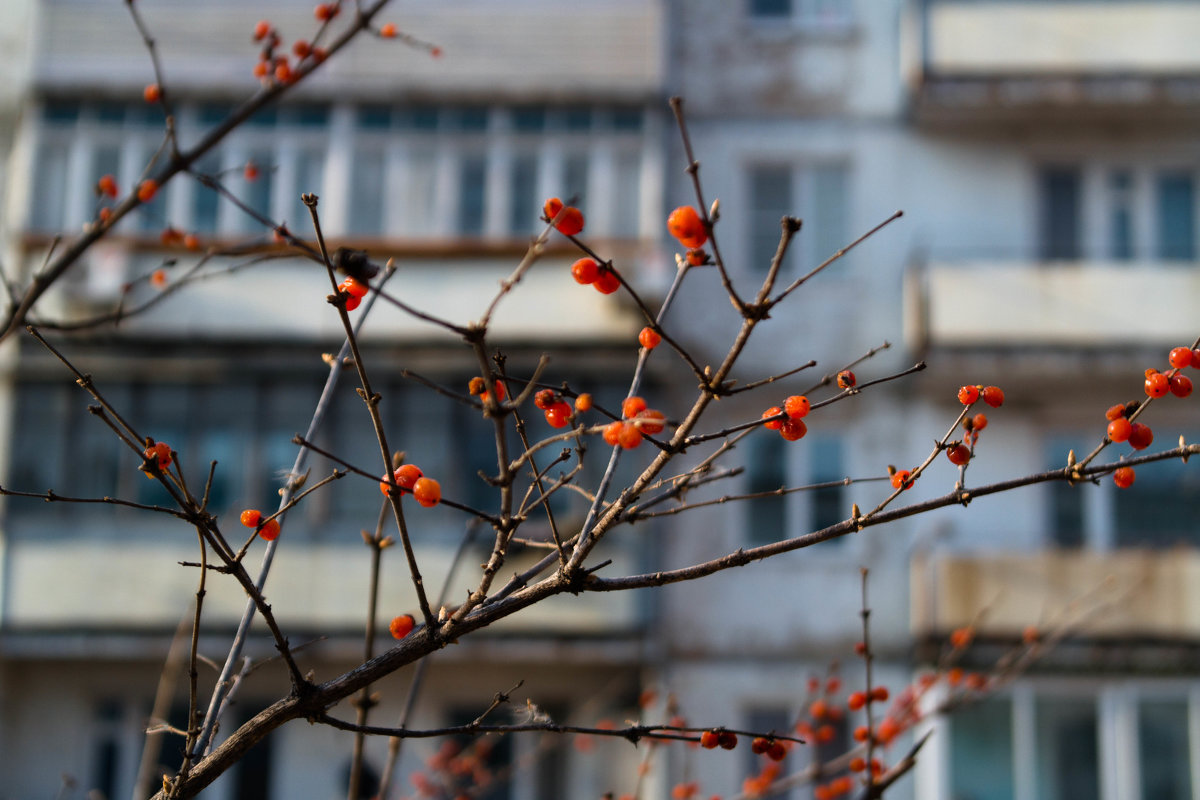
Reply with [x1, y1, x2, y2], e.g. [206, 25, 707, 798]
[1139, 700, 1192, 800]
[749, 0, 852, 27]
[1034, 698, 1098, 800]
[950, 697, 1014, 800]
[1108, 171, 1134, 261]
[746, 434, 787, 546]
[1156, 171, 1195, 260]
[808, 436, 844, 533]
[1039, 167, 1082, 261]
[1113, 453, 1200, 548]
[747, 162, 850, 276]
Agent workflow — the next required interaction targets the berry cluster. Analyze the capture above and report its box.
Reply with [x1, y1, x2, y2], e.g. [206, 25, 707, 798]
[379, 463, 441, 507]
[469, 376, 507, 407]
[1104, 344, 1198, 488]
[250, 18, 327, 85]
[698, 729, 738, 750]
[602, 396, 666, 450]
[761, 394, 809, 442]
[239, 508, 281, 541]
[544, 197, 585, 236]
[160, 227, 201, 252]
[569, 257, 620, 295]
[534, 388, 574, 429]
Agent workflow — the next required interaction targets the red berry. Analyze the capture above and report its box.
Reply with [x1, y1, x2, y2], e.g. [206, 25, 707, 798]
[389, 613, 415, 639]
[849, 757, 866, 773]
[602, 421, 624, 446]
[853, 725, 870, 742]
[412, 477, 441, 507]
[240, 509, 262, 528]
[534, 389, 557, 410]
[571, 258, 600, 285]
[1107, 418, 1132, 443]
[343, 294, 361, 311]
[761, 407, 784, 430]
[634, 409, 666, 435]
[699, 730, 719, 749]
[972, 413, 988, 431]
[946, 444, 971, 466]
[1170, 347, 1193, 369]
[779, 418, 807, 442]
[751, 737, 771, 755]
[639, 326, 662, 350]
[1169, 374, 1193, 398]
[950, 627, 973, 648]
[717, 731, 737, 750]
[981, 386, 1004, 407]
[837, 370, 856, 389]
[1145, 371, 1169, 398]
[766, 741, 786, 761]
[253, 60, 269, 79]
[143, 83, 161, 104]
[244, 161, 260, 181]
[315, 3, 338, 21]
[870, 686, 889, 702]
[622, 396, 647, 419]
[137, 180, 158, 203]
[891, 469, 912, 490]
[150, 269, 168, 289]
[544, 402, 572, 428]
[258, 518, 281, 540]
[1193, 349, 1200, 369]
[380, 463, 424, 495]
[543, 197, 585, 235]
[253, 20, 272, 41]
[97, 174, 118, 198]
[380, 22, 397, 38]
[847, 691, 866, 711]
[784, 395, 810, 419]
[292, 39, 311, 59]
[1113, 466, 1136, 489]
[685, 248, 707, 266]
[1105, 403, 1127, 421]
[1128, 422, 1153, 450]
[574, 393, 593, 413]
[667, 206, 708, 249]
[957, 385, 979, 405]
[341, 277, 369, 299]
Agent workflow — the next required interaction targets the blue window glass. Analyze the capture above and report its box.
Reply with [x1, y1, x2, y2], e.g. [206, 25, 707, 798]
[1157, 172, 1195, 260]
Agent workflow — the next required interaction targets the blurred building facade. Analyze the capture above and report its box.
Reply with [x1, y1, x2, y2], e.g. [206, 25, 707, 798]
[1, 1, 1199, 800]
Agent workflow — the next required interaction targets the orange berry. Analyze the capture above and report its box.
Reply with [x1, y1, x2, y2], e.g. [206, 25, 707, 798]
[816, 724, 835, 744]
[602, 420, 624, 446]
[1169, 373, 1193, 398]
[849, 757, 866, 772]
[137, 180, 158, 203]
[143, 83, 161, 104]
[870, 686, 889, 702]
[1105, 403, 1127, 421]
[622, 396, 647, 419]
[667, 206, 708, 249]
[779, 417, 807, 442]
[253, 20, 272, 40]
[183, 234, 200, 251]
[534, 388, 557, 410]
[981, 385, 1004, 407]
[571, 257, 600, 285]
[876, 717, 899, 745]
[97, 174, 118, 198]
[274, 62, 293, 84]
[1145, 371, 1169, 398]
[837, 370, 856, 389]
[292, 39, 311, 59]
[847, 691, 866, 711]
[890, 469, 912, 490]
[244, 161, 260, 181]
[784, 395, 810, 419]
[150, 269, 167, 289]
[766, 740, 786, 761]
[1113, 466, 1135, 489]
[971, 412, 988, 431]
[957, 385, 979, 405]
[341, 277, 369, 299]
[240, 509, 262, 528]
[253, 60, 269, 79]
[258, 518, 281, 540]
[853, 725, 870, 742]
[1169, 346, 1193, 369]
[380, 22, 397, 38]
[1023, 625, 1040, 645]
[314, 3, 337, 21]
[389, 613, 415, 639]
[469, 376, 488, 396]
[639, 326, 662, 350]
[699, 729, 720, 749]
[809, 699, 828, 720]
[593, 268, 621, 294]
[543, 197, 584, 235]
[412, 477, 441, 507]
[949, 627, 973, 649]
[1107, 417, 1132, 443]
[948, 667, 964, 686]
[617, 422, 643, 450]
[574, 393, 593, 413]
[685, 248, 708, 266]
[98, 207, 112, 223]
[761, 407, 784, 430]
